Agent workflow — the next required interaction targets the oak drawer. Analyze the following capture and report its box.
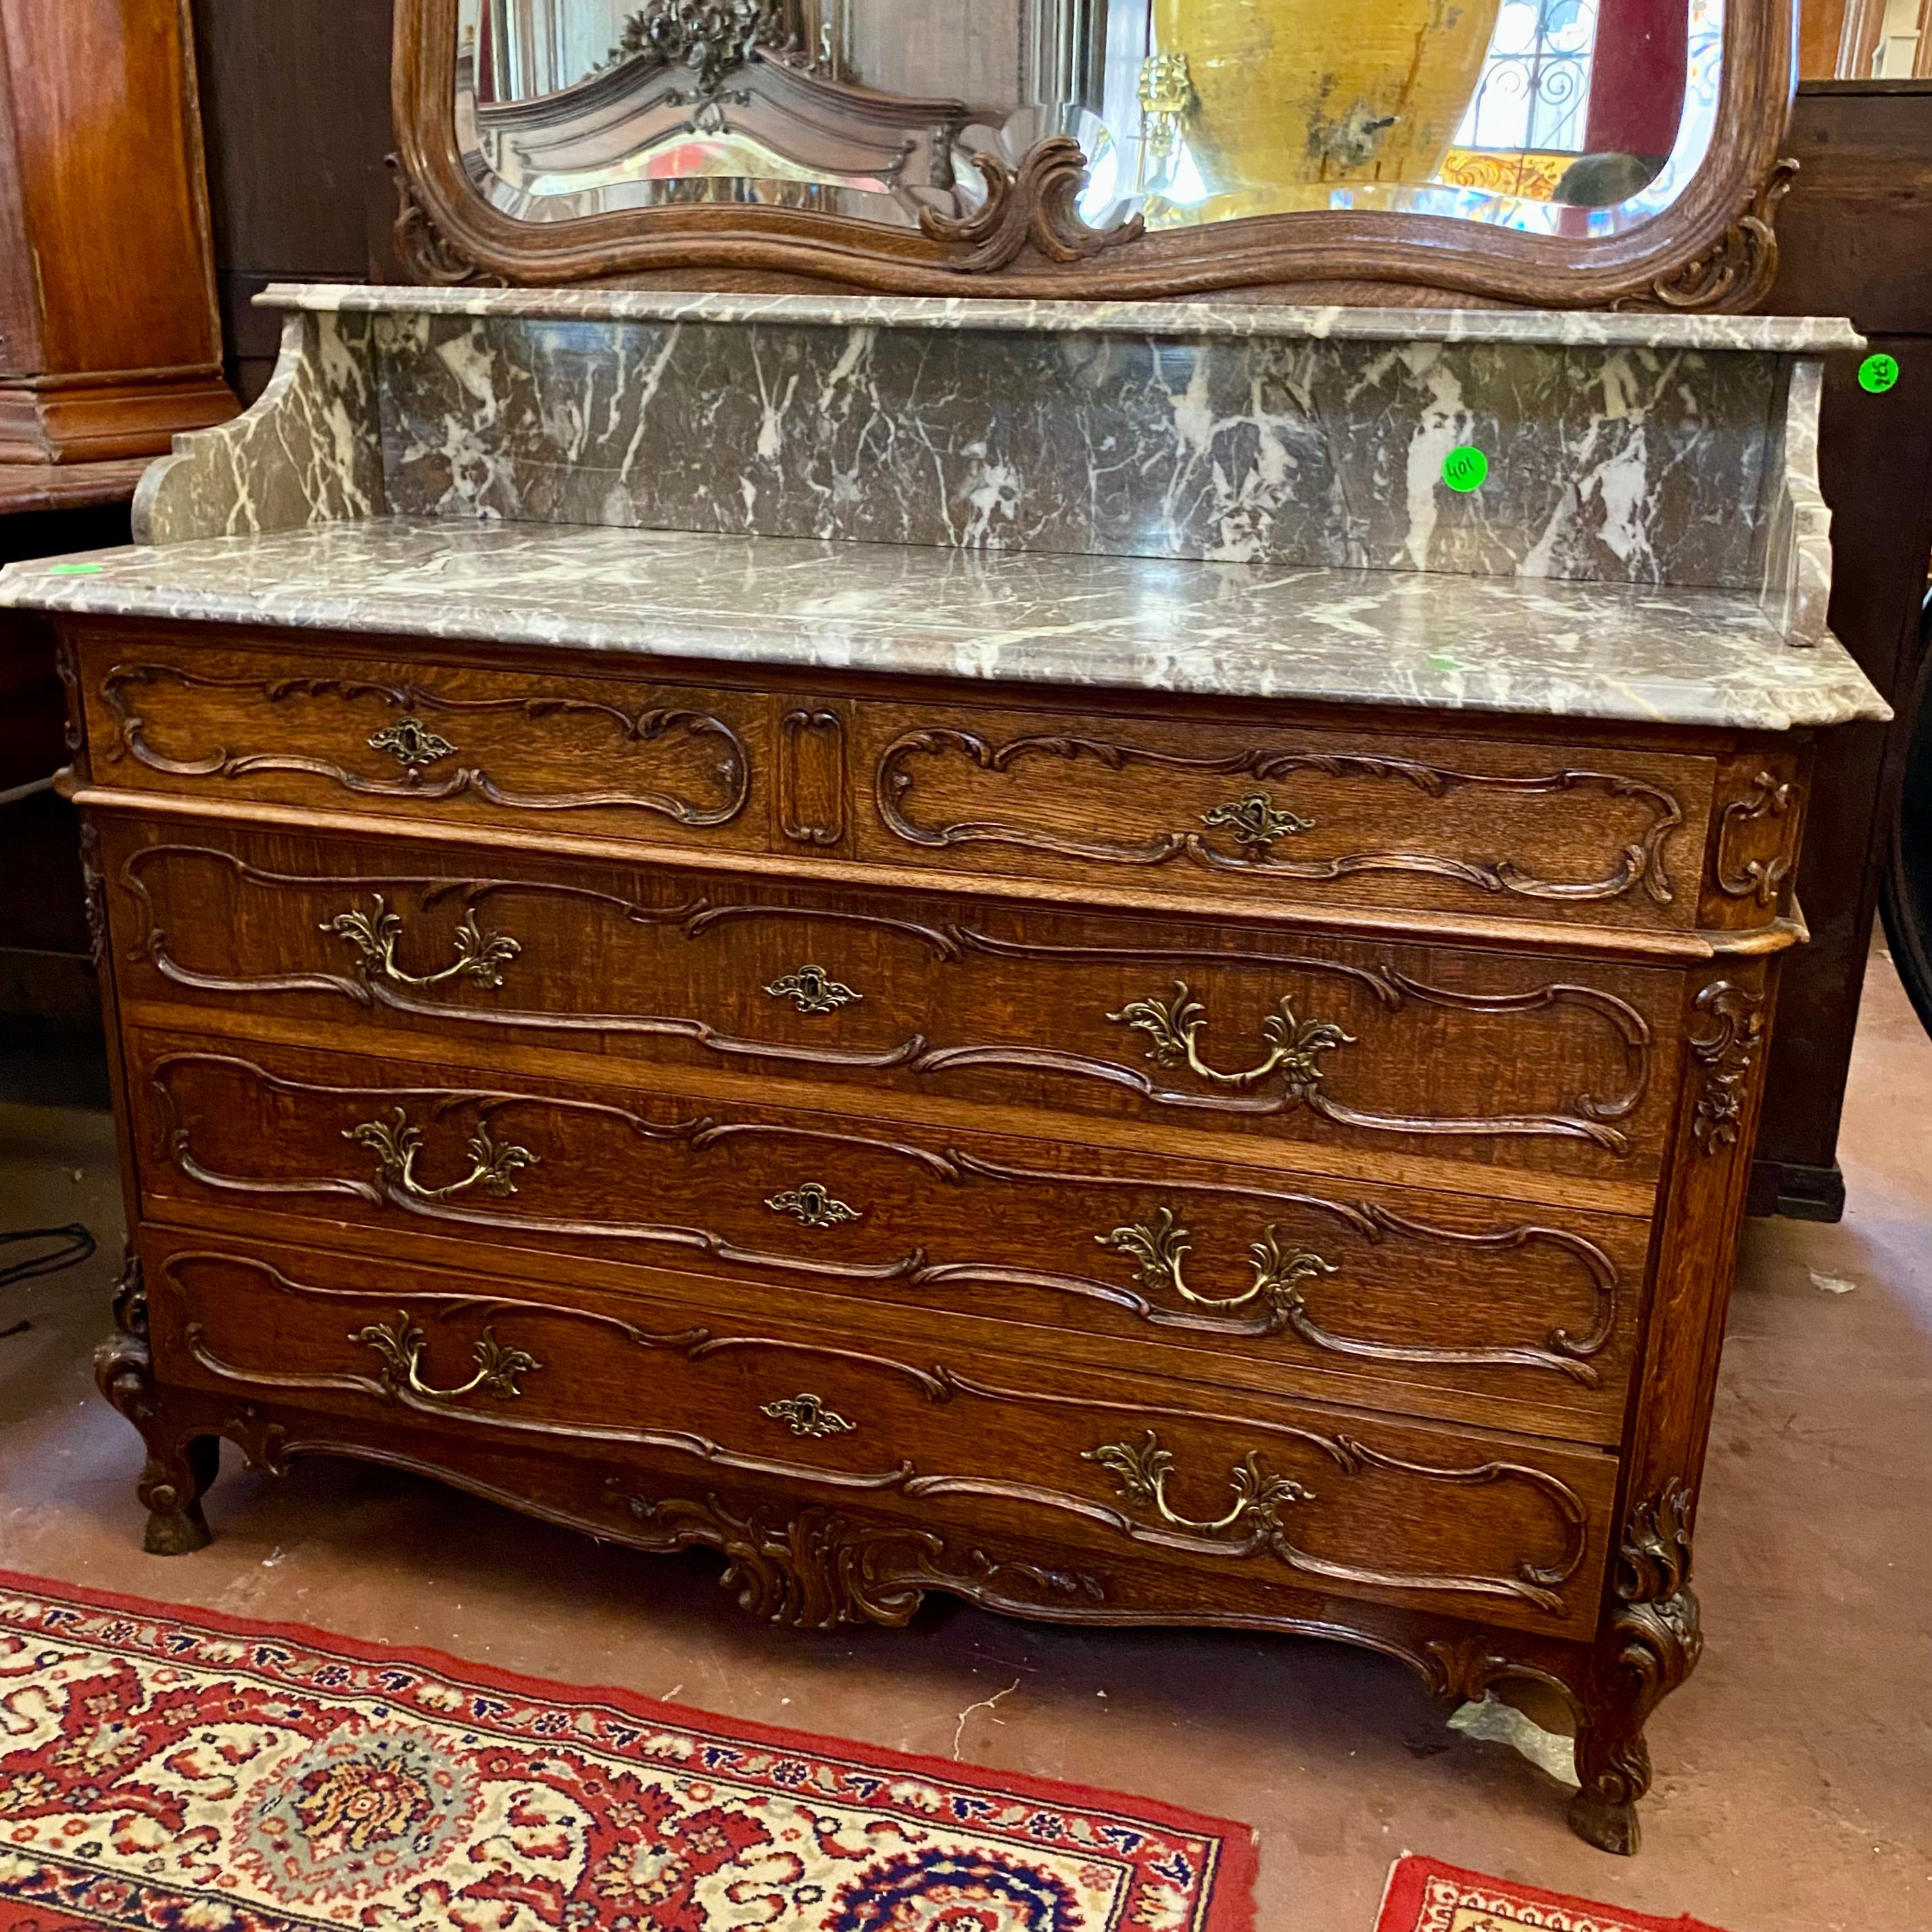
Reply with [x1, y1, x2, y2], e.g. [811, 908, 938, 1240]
[143, 1227, 1618, 1639]
[75, 635, 770, 853]
[106, 821, 1685, 1182]
[852, 697, 1716, 931]
[126, 1025, 1648, 1441]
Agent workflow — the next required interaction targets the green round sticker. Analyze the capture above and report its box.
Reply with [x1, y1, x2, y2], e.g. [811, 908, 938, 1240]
[1859, 352, 1900, 395]
[1443, 445, 1489, 493]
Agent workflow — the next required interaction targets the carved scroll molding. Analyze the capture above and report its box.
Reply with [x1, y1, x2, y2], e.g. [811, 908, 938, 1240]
[1569, 1483, 1703, 1854]
[99, 662, 750, 827]
[124, 848, 1655, 1154]
[918, 137, 1145, 274]
[149, 1042, 1641, 1390]
[1688, 982, 1766, 1154]
[778, 708, 846, 847]
[158, 1245, 1593, 1622]
[391, 158, 501, 289]
[93, 1249, 217, 1556]
[1616, 159, 1798, 316]
[875, 729, 1685, 909]
[1715, 771, 1797, 907]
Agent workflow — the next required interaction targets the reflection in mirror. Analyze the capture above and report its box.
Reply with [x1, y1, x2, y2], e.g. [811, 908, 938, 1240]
[455, 0, 1725, 237]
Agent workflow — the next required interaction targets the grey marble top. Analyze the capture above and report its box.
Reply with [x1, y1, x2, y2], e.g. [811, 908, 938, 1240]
[0, 518, 1885, 732]
[262, 282, 1865, 356]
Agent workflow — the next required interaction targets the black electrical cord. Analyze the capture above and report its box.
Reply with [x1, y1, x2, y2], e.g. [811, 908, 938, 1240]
[0, 1226, 98, 1335]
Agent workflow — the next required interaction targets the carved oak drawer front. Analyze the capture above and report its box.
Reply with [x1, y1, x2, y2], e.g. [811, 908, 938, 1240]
[128, 1030, 1651, 1440]
[77, 640, 767, 852]
[145, 1231, 1618, 1639]
[107, 827, 1682, 1180]
[855, 700, 1716, 930]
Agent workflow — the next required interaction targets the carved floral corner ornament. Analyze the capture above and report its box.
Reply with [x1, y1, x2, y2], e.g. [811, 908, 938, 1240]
[1689, 982, 1766, 1155]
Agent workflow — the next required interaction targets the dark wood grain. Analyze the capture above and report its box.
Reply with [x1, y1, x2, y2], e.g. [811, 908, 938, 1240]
[66, 610, 1814, 1853]
[1750, 81, 1932, 1217]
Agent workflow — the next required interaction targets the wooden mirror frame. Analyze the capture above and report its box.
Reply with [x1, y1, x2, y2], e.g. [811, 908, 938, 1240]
[390, 0, 1800, 308]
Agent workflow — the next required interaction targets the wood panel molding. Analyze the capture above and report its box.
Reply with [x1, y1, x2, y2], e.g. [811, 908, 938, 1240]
[873, 728, 1688, 908]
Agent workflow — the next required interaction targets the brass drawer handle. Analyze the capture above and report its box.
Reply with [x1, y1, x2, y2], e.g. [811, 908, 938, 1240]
[765, 963, 861, 1014]
[324, 895, 521, 990]
[345, 1107, 537, 1203]
[368, 716, 456, 768]
[354, 1311, 541, 1401]
[1201, 790, 1312, 848]
[762, 1393, 854, 1437]
[765, 1181, 861, 1226]
[1086, 1430, 1313, 1536]
[1109, 980, 1353, 1092]
[1101, 1209, 1334, 1320]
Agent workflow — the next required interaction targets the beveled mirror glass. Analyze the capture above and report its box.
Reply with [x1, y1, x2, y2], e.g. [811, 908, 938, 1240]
[454, 0, 1726, 237]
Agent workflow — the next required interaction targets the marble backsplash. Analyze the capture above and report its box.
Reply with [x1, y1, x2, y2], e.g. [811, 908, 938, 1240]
[367, 308, 1785, 588]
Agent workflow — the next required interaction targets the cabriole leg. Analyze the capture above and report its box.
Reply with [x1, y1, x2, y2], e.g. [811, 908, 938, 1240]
[93, 1249, 222, 1554]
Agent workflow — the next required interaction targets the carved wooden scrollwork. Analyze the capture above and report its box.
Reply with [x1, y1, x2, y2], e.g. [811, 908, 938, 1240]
[778, 709, 846, 846]
[1568, 1483, 1703, 1855]
[390, 155, 501, 288]
[620, 1489, 936, 1628]
[1715, 770, 1797, 907]
[149, 1048, 1626, 1386]
[874, 729, 1685, 907]
[917, 137, 1146, 274]
[1688, 982, 1766, 1153]
[1617, 159, 1798, 316]
[97, 662, 750, 826]
[125, 851, 1656, 1153]
[93, 1248, 218, 1556]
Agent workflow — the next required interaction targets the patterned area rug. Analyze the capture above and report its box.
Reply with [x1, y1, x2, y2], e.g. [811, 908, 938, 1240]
[0, 1570, 1255, 1931]
[1374, 1855, 1732, 1932]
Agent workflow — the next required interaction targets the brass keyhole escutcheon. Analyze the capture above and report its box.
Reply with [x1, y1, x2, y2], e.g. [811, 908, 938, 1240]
[765, 964, 861, 1014]
[760, 1393, 854, 1438]
[368, 716, 456, 769]
[1201, 791, 1311, 850]
[765, 1181, 862, 1227]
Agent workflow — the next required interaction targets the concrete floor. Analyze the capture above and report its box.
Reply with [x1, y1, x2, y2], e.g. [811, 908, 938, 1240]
[0, 954, 1926, 1932]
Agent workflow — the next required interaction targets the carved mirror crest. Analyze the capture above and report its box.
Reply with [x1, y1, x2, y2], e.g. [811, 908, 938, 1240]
[392, 0, 1798, 304]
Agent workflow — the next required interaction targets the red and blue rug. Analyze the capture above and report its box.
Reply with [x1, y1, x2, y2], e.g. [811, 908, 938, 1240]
[1374, 1855, 1733, 1932]
[0, 1568, 1253, 1931]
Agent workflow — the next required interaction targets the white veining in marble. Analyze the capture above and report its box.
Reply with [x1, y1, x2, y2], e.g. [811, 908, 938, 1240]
[135, 313, 387, 546]
[262, 283, 1866, 356]
[0, 519, 1887, 733]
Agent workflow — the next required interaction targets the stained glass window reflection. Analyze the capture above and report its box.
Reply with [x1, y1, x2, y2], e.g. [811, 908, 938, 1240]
[1456, 0, 1600, 155]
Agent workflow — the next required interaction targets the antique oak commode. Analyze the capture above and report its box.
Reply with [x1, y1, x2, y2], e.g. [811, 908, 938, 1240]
[0, 287, 1885, 1853]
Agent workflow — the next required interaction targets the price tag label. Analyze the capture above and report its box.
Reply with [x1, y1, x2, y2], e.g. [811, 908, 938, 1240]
[47, 563, 104, 575]
[1443, 445, 1489, 493]
[1859, 352, 1900, 395]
